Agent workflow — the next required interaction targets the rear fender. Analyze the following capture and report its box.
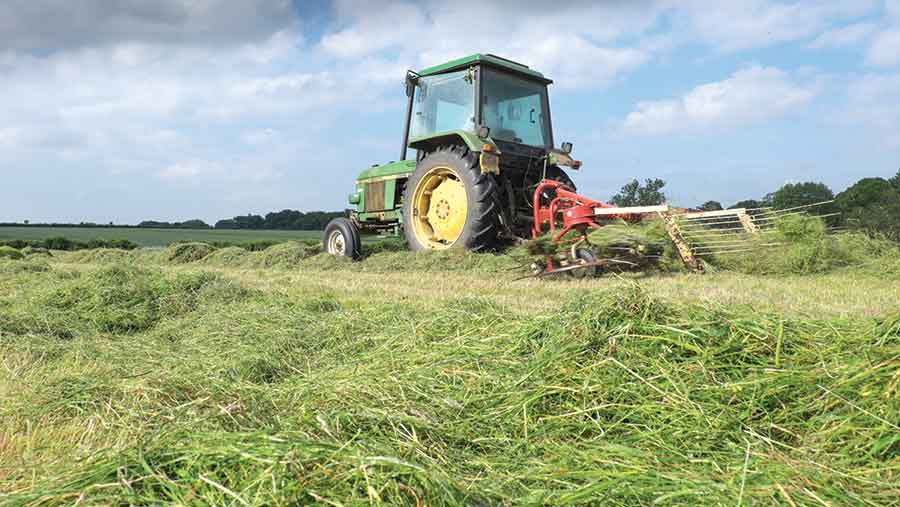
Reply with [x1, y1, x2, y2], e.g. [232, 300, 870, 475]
[408, 130, 497, 155]
[409, 130, 500, 174]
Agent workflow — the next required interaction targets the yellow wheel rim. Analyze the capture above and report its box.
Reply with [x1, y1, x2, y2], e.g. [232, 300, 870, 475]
[411, 166, 468, 249]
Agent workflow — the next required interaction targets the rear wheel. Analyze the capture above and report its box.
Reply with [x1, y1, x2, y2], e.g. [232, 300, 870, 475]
[403, 146, 501, 251]
[530, 166, 577, 212]
[323, 217, 361, 260]
[548, 166, 575, 191]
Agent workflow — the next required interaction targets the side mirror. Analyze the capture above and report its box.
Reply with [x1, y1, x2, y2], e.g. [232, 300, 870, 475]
[405, 72, 418, 97]
[561, 141, 573, 154]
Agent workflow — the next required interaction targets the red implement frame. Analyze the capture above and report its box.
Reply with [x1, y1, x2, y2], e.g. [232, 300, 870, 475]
[532, 179, 634, 240]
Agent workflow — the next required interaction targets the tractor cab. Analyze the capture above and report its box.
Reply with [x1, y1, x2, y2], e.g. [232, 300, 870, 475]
[404, 54, 554, 155]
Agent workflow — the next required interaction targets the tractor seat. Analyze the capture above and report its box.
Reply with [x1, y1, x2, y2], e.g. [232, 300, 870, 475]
[492, 128, 519, 141]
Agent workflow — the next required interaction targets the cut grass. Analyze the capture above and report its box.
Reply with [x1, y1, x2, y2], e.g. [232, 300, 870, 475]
[1, 256, 899, 505]
[0, 247, 23, 260]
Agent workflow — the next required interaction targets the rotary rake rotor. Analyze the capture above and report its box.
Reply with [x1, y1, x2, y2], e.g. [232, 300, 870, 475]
[528, 179, 670, 278]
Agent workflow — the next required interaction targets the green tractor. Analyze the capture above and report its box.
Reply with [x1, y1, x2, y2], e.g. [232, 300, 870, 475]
[323, 53, 582, 259]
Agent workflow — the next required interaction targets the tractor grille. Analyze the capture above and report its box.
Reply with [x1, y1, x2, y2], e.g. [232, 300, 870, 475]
[364, 181, 386, 212]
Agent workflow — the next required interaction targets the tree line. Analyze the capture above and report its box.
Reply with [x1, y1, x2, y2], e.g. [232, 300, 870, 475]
[137, 219, 210, 229]
[212, 210, 345, 230]
[135, 210, 345, 230]
[138, 210, 346, 230]
[610, 169, 900, 241]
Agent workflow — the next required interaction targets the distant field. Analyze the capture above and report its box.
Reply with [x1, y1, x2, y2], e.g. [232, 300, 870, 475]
[0, 226, 322, 247]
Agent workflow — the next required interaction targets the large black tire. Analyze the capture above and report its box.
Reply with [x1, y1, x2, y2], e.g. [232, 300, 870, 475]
[403, 146, 502, 251]
[323, 217, 361, 260]
[548, 166, 576, 191]
[532, 166, 577, 210]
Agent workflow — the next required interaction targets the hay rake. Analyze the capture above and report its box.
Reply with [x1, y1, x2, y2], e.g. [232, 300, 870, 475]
[528, 179, 836, 278]
[674, 202, 839, 260]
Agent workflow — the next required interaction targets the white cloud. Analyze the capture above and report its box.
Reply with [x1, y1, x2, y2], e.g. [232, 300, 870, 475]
[317, 0, 667, 89]
[846, 72, 900, 121]
[888, 0, 900, 20]
[0, 28, 392, 164]
[320, 2, 427, 59]
[623, 66, 819, 135]
[229, 73, 330, 98]
[158, 158, 282, 184]
[866, 29, 900, 67]
[672, 0, 879, 51]
[242, 128, 281, 146]
[0, 0, 295, 52]
[850, 73, 900, 101]
[314, 0, 881, 95]
[159, 161, 208, 181]
[839, 73, 900, 150]
[0, 128, 24, 148]
[808, 22, 878, 49]
[512, 35, 651, 89]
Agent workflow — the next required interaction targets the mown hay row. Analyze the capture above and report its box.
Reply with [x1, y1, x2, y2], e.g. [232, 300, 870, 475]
[0, 265, 255, 338]
[0, 246, 24, 260]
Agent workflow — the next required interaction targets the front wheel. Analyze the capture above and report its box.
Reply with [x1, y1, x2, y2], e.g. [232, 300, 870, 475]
[323, 217, 361, 260]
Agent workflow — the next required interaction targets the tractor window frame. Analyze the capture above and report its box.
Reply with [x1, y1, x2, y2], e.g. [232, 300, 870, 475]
[478, 66, 554, 149]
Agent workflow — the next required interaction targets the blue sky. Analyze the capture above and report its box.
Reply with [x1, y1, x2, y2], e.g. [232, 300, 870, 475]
[1, 0, 899, 223]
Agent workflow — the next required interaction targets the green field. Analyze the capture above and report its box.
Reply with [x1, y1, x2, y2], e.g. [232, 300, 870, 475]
[1, 241, 899, 505]
[0, 226, 322, 247]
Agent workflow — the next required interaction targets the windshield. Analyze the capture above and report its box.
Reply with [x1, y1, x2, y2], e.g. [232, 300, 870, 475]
[409, 69, 476, 139]
[480, 68, 550, 147]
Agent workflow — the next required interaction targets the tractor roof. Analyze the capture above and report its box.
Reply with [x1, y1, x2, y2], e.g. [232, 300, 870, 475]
[417, 53, 551, 83]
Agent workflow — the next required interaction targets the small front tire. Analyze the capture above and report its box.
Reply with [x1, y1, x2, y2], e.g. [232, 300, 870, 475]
[323, 217, 361, 260]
